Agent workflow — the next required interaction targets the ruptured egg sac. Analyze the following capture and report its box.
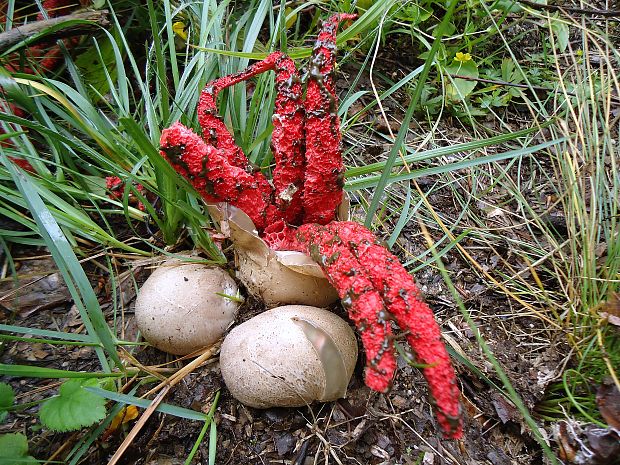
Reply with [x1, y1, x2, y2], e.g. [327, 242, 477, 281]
[220, 305, 357, 408]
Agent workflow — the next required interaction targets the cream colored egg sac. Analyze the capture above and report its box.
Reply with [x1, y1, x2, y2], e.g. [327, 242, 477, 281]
[220, 305, 358, 408]
[135, 260, 239, 355]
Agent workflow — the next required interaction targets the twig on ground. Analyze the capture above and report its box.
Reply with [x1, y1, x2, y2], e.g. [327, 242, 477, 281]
[0, 10, 110, 54]
[519, 0, 620, 18]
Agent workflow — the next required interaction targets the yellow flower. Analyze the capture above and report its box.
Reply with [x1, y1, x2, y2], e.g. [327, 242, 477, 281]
[455, 52, 472, 63]
[172, 21, 188, 41]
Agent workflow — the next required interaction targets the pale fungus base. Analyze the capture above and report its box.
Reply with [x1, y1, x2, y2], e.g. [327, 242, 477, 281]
[134, 260, 239, 355]
[207, 202, 347, 308]
[220, 305, 358, 408]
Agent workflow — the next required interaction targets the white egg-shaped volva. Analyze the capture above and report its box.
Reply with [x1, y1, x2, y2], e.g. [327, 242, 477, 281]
[220, 305, 357, 408]
[135, 260, 239, 355]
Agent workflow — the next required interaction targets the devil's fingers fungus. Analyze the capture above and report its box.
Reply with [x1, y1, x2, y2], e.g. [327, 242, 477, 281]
[220, 305, 357, 408]
[135, 260, 239, 355]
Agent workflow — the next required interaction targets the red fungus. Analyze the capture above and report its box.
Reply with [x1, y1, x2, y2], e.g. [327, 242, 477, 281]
[9, 157, 35, 172]
[302, 13, 356, 225]
[106, 176, 147, 211]
[159, 14, 463, 439]
[197, 53, 306, 225]
[159, 122, 279, 231]
[280, 221, 463, 438]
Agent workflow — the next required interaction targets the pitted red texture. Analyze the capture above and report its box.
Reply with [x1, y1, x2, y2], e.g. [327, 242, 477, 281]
[105, 176, 147, 211]
[159, 122, 278, 231]
[302, 14, 355, 225]
[271, 54, 305, 224]
[262, 220, 295, 251]
[198, 53, 306, 225]
[279, 221, 463, 439]
[280, 222, 396, 391]
[197, 54, 283, 170]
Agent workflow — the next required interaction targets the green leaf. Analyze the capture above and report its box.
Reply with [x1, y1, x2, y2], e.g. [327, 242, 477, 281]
[0, 433, 39, 464]
[0, 383, 14, 423]
[494, 0, 523, 13]
[445, 58, 479, 102]
[397, 3, 432, 25]
[550, 19, 569, 52]
[75, 36, 120, 102]
[0, 383, 15, 423]
[0, 383, 14, 409]
[39, 379, 106, 432]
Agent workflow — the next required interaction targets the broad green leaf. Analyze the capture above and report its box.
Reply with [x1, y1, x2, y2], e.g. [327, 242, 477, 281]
[550, 20, 569, 52]
[0, 433, 39, 464]
[75, 35, 120, 102]
[397, 3, 432, 25]
[39, 379, 106, 432]
[0, 383, 14, 423]
[445, 58, 479, 102]
[0, 383, 14, 409]
[494, 0, 523, 13]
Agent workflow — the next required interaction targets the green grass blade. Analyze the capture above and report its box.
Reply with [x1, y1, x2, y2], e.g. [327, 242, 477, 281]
[1, 160, 121, 370]
[347, 139, 566, 191]
[183, 391, 220, 465]
[208, 420, 217, 465]
[0, 325, 94, 343]
[0, 364, 122, 379]
[85, 387, 209, 421]
[386, 185, 413, 249]
[345, 123, 552, 178]
[0, 335, 102, 347]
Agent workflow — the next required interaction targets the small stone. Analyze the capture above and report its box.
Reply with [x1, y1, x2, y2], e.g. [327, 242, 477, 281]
[275, 432, 296, 456]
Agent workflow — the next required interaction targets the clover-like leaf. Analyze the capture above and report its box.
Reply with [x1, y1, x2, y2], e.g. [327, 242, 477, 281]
[39, 379, 106, 432]
[0, 433, 39, 464]
[445, 58, 479, 102]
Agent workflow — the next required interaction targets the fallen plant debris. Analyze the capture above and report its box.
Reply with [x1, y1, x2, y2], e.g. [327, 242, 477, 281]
[159, 14, 463, 439]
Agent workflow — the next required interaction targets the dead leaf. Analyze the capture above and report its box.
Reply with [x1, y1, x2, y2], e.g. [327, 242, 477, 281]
[598, 293, 620, 327]
[596, 378, 620, 429]
[491, 392, 519, 424]
[102, 405, 139, 441]
[555, 420, 620, 465]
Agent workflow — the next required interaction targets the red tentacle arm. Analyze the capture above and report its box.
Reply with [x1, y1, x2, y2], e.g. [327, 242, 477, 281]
[278, 221, 463, 439]
[197, 52, 305, 224]
[271, 54, 305, 224]
[197, 58, 276, 170]
[302, 14, 356, 225]
[159, 122, 278, 231]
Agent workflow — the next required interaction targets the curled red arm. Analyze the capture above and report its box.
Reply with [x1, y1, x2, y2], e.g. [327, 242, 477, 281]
[159, 122, 278, 231]
[278, 221, 463, 439]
